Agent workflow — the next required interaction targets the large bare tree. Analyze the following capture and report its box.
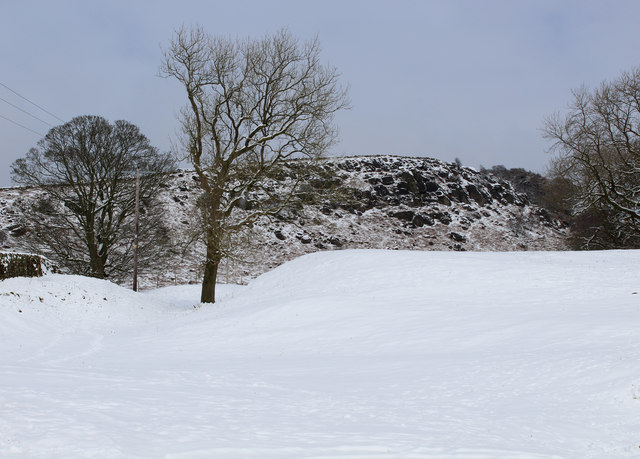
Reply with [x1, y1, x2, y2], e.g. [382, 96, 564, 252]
[11, 115, 175, 280]
[544, 68, 640, 248]
[160, 26, 349, 303]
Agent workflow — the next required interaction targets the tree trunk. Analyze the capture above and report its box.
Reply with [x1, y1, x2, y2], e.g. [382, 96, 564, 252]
[88, 241, 106, 279]
[90, 254, 106, 279]
[200, 259, 218, 303]
[200, 240, 220, 303]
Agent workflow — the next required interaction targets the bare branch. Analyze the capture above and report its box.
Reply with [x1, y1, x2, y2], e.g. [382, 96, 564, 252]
[160, 26, 349, 302]
[11, 115, 175, 279]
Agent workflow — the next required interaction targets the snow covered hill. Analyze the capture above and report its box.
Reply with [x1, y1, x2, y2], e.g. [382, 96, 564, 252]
[1, 155, 568, 287]
[1, 249, 638, 458]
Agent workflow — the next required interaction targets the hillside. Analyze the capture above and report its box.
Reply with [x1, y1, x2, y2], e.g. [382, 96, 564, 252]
[0, 155, 568, 287]
[1, 250, 638, 457]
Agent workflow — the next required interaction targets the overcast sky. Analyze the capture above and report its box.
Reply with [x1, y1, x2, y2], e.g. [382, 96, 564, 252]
[1, 0, 640, 187]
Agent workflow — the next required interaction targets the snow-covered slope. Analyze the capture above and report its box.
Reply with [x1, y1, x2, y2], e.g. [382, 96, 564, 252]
[1, 250, 638, 458]
[1, 155, 568, 287]
[151, 156, 569, 286]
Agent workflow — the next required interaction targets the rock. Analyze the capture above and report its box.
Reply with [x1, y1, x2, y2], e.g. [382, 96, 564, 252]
[536, 208, 552, 222]
[274, 230, 286, 240]
[490, 184, 506, 200]
[399, 171, 419, 194]
[449, 232, 467, 242]
[9, 225, 28, 237]
[449, 184, 470, 203]
[339, 161, 355, 172]
[438, 195, 452, 206]
[396, 182, 411, 195]
[276, 209, 297, 221]
[411, 172, 426, 191]
[355, 190, 376, 210]
[381, 175, 394, 185]
[391, 210, 416, 222]
[386, 197, 401, 207]
[433, 212, 452, 225]
[465, 184, 487, 206]
[503, 192, 516, 204]
[412, 214, 434, 227]
[424, 181, 439, 192]
[373, 185, 389, 197]
[368, 158, 383, 169]
[328, 236, 343, 247]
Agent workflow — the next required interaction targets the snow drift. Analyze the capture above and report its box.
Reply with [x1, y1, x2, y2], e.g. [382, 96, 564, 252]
[0, 250, 638, 458]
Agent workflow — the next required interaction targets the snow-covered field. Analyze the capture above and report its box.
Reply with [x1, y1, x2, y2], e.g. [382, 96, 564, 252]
[1, 250, 638, 458]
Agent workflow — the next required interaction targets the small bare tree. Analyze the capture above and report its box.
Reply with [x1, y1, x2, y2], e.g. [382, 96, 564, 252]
[160, 26, 349, 303]
[544, 68, 640, 248]
[11, 115, 175, 280]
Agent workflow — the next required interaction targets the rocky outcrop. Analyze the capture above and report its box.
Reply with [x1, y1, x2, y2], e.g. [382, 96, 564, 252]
[0, 155, 568, 287]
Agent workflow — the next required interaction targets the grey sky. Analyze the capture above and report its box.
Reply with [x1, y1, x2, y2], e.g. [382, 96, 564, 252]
[1, 0, 640, 187]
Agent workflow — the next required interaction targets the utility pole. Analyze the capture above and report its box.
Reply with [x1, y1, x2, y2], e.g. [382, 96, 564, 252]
[133, 168, 140, 292]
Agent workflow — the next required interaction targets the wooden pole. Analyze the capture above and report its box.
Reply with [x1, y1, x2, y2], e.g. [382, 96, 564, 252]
[133, 168, 140, 292]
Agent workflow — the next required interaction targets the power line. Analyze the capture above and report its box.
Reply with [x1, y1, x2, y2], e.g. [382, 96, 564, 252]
[0, 113, 44, 136]
[0, 96, 54, 127]
[0, 81, 64, 123]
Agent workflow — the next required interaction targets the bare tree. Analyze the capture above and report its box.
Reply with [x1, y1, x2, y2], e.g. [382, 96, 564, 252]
[544, 68, 640, 248]
[11, 115, 175, 280]
[160, 26, 349, 303]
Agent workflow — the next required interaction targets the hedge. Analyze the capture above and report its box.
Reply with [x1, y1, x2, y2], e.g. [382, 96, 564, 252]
[0, 252, 56, 280]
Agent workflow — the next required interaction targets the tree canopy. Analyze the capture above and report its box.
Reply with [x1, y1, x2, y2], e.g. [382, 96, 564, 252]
[11, 115, 174, 279]
[160, 26, 349, 303]
[544, 68, 640, 248]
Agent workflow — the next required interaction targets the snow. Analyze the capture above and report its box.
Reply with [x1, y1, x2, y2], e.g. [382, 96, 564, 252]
[1, 249, 639, 458]
[1, 156, 568, 289]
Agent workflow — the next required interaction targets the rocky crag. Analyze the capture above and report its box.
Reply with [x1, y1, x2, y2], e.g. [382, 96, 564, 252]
[0, 155, 568, 287]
